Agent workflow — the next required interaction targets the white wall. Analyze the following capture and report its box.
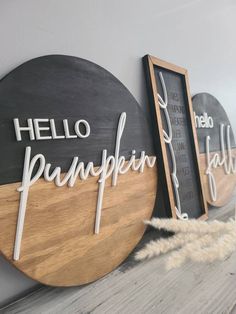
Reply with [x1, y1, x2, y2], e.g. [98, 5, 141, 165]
[0, 0, 235, 307]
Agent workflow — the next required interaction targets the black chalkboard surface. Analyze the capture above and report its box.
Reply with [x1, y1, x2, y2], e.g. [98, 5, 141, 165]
[192, 93, 236, 154]
[144, 55, 208, 219]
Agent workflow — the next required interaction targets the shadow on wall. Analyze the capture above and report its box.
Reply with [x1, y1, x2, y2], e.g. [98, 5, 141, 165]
[0, 254, 40, 308]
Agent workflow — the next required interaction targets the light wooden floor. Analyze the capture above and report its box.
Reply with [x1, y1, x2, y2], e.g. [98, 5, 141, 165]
[1, 198, 236, 314]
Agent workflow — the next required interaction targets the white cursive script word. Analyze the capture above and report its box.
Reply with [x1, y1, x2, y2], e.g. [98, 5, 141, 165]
[206, 124, 236, 201]
[157, 72, 188, 220]
[13, 112, 156, 261]
[194, 112, 214, 129]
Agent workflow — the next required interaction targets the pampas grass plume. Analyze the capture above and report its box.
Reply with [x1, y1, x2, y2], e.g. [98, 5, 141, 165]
[136, 218, 236, 270]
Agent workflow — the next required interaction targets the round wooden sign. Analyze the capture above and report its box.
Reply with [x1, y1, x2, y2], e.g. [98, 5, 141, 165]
[0, 55, 157, 286]
[192, 93, 236, 207]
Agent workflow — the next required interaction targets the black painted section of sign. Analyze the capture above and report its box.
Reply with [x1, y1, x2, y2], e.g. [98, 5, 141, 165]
[144, 56, 205, 219]
[192, 93, 235, 154]
[0, 55, 155, 185]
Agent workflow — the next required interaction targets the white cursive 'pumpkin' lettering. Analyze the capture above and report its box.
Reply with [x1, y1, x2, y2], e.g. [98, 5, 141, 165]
[13, 112, 156, 261]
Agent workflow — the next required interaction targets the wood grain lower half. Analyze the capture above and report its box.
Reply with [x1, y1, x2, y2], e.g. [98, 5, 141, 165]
[0, 161, 157, 286]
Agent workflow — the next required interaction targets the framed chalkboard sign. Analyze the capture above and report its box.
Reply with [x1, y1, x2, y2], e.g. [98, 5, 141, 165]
[143, 55, 207, 219]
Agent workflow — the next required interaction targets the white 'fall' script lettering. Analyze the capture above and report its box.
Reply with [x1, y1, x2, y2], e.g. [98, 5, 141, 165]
[206, 124, 236, 201]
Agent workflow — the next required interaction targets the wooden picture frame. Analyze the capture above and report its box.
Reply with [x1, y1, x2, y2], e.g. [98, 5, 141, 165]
[143, 55, 208, 219]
